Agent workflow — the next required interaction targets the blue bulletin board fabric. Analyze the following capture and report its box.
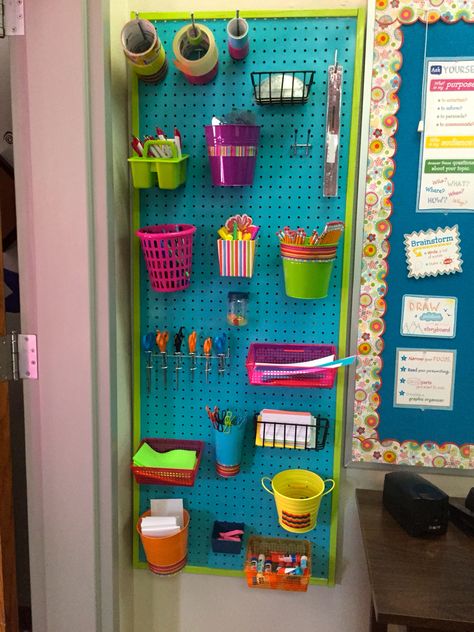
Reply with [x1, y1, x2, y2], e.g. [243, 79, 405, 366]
[132, 12, 361, 581]
[351, 5, 474, 471]
[379, 21, 473, 446]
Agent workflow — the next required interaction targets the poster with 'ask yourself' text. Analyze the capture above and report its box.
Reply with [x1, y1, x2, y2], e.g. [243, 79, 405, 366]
[418, 58, 474, 213]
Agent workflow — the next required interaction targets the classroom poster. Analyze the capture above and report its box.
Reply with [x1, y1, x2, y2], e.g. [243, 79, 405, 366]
[404, 225, 462, 278]
[393, 348, 456, 411]
[401, 295, 457, 338]
[418, 58, 474, 213]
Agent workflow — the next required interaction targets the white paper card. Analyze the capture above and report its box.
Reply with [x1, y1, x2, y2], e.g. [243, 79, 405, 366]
[393, 348, 456, 410]
[141, 516, 177, 527]
[141, 521, 181, 538]
[401, 295, 457, 338]
[404, 225, 462, 278]
[260, 418, 315, 448]
[150, 498, 184, 527]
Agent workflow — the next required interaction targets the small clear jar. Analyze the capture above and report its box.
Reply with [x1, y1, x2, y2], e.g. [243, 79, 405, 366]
[227, 291, 249, 327]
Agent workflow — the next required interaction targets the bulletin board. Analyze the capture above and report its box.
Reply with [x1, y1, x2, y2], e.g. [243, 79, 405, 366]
[351, 2, 474, 469]
[131, 10, 365, 585]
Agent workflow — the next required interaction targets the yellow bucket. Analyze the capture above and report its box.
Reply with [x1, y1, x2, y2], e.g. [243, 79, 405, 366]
[262, 469, 335, 534]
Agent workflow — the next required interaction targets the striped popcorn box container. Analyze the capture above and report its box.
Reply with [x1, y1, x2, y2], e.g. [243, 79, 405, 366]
[217, 239, 257, 277]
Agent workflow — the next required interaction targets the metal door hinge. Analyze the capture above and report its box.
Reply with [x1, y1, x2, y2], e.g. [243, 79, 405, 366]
[0, 332, 38, 381]
[1, 0, 24, 37]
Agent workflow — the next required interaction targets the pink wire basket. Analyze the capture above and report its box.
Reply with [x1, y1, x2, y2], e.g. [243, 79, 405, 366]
[246, 343, 337, 388]
[136, 224, 197, 292]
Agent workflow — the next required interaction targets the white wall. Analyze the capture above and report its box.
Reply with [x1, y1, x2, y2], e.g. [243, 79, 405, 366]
[1, 28, 29, 610]
[109, 1, 136, 630]
[111, 2, 474, 631]
[11, 1, 117, 629]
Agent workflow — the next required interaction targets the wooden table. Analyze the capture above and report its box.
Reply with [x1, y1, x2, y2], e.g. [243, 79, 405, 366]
[356, 489, 474, 632]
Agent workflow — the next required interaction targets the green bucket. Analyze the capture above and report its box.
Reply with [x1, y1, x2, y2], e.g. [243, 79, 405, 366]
[282, 257, 335, 299]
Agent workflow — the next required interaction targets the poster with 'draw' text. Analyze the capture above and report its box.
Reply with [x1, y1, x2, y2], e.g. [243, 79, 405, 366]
[418, 59, 474, 213]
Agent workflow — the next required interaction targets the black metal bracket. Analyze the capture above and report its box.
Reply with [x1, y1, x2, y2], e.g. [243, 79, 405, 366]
[251, 70, 315, 105]
[254, 413, 329, 450]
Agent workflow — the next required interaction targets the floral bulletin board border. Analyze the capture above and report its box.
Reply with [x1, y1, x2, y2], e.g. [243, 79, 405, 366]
[352, 0, 474, 469]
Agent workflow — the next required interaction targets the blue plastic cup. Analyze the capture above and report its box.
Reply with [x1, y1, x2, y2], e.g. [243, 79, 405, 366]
[214, 423, 246, 474]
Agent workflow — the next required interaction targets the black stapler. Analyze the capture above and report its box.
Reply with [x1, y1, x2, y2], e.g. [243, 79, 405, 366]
[449, 488, 474, 534]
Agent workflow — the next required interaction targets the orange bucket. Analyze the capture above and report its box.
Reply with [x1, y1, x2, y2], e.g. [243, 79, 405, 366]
[137, 509, 190, 575]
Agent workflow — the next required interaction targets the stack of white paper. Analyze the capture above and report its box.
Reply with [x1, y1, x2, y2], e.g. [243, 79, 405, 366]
[141, 516, 180, 538]
[140, 498, 185, 537]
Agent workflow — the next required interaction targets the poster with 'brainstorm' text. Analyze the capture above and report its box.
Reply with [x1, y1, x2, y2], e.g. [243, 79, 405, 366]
[418, 58, 474, 213]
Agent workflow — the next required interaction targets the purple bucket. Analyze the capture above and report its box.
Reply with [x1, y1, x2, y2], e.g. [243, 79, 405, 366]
[204, 124, 260, 186]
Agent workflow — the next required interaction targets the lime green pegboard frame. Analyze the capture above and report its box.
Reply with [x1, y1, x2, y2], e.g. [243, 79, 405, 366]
[130, 8, 366, 586]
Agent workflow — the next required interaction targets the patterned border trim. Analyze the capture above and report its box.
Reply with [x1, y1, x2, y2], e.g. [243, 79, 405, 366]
[352, 1, 474, 469]
[207, 145, 258, 157]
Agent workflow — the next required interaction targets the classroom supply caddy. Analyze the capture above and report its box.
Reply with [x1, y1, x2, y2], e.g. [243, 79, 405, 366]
[131, 10, 365, 586]
[129, 140, 188, 189]
[205, 124, 260, 186]
[246, 343, 337, 388]
[131, 438, 203, 486]
[244, 535, 311, 591]
[262, 469, 335, 533]
[137, 509, 190, 575]
[136, 224, 196, 292]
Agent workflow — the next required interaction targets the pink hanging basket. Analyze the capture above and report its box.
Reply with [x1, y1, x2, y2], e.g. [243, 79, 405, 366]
[136, 224, 197, 292]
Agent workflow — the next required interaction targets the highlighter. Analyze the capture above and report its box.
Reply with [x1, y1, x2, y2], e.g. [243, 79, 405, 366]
[218, 227, 232, 240]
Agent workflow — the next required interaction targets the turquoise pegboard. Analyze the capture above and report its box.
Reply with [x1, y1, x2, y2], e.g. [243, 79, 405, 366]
[132, 10, 364, 584]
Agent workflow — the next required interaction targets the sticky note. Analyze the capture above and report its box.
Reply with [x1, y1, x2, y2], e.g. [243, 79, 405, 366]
[133, 443, 197, 470]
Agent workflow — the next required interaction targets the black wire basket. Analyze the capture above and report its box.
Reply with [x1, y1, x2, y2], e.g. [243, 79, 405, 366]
[254, 413, 329, 450]
[250, 70, 315, 105]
